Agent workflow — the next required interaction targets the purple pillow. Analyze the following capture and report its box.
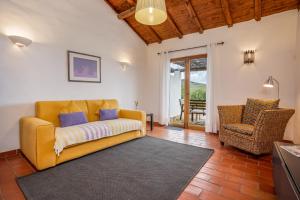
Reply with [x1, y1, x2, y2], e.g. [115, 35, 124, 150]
[100, 109, 118, 121]
[59, 112, 87, 127]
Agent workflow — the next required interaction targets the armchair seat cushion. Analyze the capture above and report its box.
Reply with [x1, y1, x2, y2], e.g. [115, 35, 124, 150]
[224, 123, 254, 136]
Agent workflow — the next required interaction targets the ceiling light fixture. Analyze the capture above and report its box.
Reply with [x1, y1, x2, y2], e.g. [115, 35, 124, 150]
[135, 0, 167, 26]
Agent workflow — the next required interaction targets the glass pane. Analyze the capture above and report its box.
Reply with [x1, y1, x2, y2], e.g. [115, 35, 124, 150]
[169, 60, 185, 128]
[188, 57, 207, 128]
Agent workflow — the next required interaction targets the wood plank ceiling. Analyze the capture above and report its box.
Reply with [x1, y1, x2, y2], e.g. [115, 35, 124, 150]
[105, 0, 299, 45]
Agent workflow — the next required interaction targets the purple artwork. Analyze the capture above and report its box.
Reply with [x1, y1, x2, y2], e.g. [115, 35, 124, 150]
[68, 51, 101, 83]
[73, 57, 97, 78]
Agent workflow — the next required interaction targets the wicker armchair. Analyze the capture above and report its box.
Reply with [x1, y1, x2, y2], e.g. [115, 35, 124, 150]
[218, 105, 294, 155]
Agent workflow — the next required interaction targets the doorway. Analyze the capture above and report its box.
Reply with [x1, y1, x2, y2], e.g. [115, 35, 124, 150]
[168, 54, 207, 130]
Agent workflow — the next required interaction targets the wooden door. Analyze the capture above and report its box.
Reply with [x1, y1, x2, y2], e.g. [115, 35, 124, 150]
[169, 54, 207, 130]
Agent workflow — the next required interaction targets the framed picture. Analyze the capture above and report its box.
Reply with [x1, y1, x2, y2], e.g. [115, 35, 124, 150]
[67, 51, 101, 83]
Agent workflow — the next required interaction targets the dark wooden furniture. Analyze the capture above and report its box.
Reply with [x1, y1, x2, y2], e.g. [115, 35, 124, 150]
[179, 99, 206, 121]
[273, 142, 300, 200]
[146, 113, 154, 131]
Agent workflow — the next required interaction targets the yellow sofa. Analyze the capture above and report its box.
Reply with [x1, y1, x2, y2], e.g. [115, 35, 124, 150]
[20, 99, 146, 170]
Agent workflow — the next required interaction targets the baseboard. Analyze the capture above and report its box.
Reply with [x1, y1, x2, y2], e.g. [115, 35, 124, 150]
[0, 149, 20, 158]
[282, 139, 294, 144]
[153, 122, 165, 127]
[146, 121, 165, 127]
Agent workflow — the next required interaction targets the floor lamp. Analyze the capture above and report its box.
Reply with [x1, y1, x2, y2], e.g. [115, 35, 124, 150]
[263, 76, 280, 99]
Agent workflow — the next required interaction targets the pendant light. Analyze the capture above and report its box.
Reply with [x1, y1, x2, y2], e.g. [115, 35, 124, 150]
[135, 0, 167, 26]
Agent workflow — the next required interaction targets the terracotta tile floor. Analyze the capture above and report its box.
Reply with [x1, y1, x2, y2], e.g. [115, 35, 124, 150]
[0, 126, 276, 200]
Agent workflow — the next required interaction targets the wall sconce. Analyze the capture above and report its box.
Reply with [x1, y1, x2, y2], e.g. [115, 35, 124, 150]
[8, 35, 32, 47]
[244, 50, 255, 64]
[120, 61, 130, 71]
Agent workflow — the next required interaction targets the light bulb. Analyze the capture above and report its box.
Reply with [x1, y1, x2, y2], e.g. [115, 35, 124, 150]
[149, 7, 153, 14]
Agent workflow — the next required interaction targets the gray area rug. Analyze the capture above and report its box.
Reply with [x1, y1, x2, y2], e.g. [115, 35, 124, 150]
[17, 136, 213, 200]
[166, 126, 184, 131]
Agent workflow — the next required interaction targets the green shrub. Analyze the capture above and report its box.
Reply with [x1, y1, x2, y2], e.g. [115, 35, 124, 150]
[181, 81, 206, 100]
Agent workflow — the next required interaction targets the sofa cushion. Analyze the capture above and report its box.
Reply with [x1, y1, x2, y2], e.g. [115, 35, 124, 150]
[100, 109, 118, 121]
[224, 123, 254, 136]
[94, 102, 117, 116]
[54, 118, 142, 155]
[59, 112, 88, 127]
[242, 98, 279, 125]
[36, 100, 88, 127]
[86, 99, 119, 122]
[60, 101, 83, 114]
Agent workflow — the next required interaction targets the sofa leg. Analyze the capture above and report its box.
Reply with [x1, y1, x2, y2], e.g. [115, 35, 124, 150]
[220, 141, 224, 146]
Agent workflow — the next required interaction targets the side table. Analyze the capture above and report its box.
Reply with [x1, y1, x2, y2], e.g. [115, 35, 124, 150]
[146, 113, 154, 131]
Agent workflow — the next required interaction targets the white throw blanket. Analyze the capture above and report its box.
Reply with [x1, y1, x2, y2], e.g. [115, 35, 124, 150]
[54, 118, 142, 155]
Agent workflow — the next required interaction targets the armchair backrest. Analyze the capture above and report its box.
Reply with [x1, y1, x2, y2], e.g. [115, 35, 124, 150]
[242, 98, 280, 125]
[253, 108, 295, 141]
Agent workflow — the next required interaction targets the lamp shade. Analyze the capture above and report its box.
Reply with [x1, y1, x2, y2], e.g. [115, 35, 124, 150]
[263, 76, 275, 88]
[8, 35, 32, 47]
[135, 0, 167, 26]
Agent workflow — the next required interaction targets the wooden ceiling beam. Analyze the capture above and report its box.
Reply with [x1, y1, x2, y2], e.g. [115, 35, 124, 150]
[104, 0, 117, 11]
[127, 21, 149, 45]
[220, 0, 233, 27]
[126, 0, 136, 6]
[254, 0, 262, 21]
[104, 0, 148, 45]
[184, 0, 204, 34]
[149, 27, 162, 43]
[167, 11, 183, 39]
[118, 6, 135, 19]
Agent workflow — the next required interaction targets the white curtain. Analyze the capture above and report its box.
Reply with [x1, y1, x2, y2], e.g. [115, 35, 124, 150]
[205, 44, 218, 133]
[158, 52, 170, 125]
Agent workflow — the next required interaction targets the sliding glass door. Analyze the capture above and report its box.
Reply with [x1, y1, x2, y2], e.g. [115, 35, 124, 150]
[188, 56, 207, 130]
[169, 54, 207, 130]
[169, 59, 186, 128]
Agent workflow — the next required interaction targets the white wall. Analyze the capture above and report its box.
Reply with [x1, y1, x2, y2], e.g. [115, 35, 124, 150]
[0, 0, 147, 152]
[141, 10, 298, 140]
[294, 12, 300, 144]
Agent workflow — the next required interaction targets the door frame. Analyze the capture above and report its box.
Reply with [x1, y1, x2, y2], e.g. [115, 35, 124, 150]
[170, 53, 207, 130]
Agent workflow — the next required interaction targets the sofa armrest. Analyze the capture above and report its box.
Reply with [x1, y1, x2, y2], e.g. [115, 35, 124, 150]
[20, 117, 56, 170]
[119, 109, 146, 136]
[253, 108, 295, 142]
